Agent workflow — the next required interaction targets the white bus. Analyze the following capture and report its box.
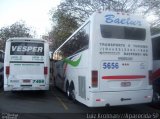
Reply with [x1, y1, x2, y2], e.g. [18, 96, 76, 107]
[0, 50, 4, 88]
[53, 11, 153, 107]
[151, 34, 160, 102]
[4, 38, 50, 91]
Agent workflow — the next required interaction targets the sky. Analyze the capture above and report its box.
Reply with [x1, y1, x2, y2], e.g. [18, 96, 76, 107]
[0, 0, 61, 37]
[0, 0, 157, 38]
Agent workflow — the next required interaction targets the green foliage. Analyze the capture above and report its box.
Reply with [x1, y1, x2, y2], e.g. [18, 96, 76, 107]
[49, 9, 79, 51]
[151, 27, 160, 35]
[54, 0, 160, 24]
[0, 21, 33, 50]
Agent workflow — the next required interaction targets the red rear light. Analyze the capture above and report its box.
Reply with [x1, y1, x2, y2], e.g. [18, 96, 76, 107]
[6, 66, 10, 75]
[149, 70, 153, 85]
[92, 70, 98, 87]
[96, 99, 101, 102]
[44, 67, 48, 75]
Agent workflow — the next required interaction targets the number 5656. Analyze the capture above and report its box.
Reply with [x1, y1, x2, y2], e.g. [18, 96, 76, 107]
[103, 62, 119, 69]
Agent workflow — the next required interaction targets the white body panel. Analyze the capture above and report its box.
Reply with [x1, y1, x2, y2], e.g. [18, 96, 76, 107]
[4, 38, 50, 91]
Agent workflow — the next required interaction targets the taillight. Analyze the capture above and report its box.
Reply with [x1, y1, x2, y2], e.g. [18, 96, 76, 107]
[92, 70, 98, 87]
[6, 66, 10, 75]
[44, 67, 48, 75]
[149, 70, 152, 85]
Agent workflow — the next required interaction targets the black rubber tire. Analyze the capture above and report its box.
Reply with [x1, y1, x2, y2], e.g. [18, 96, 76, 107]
[0, 75, 3, 89]
[69, 82, 76, 102]
[152, 91, 160, 102]
[66, 81, 71, 99]
[54, 77, 56, 87]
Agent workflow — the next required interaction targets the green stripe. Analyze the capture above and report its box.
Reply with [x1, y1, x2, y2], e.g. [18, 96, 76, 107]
[64, 55, 82, 67]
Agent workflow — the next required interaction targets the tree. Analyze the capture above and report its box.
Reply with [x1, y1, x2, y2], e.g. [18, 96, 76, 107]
[49, 9, 79, 51]
[0, 21, 34, 50]
[55, 0, 159, 24]
[151, 27, 160, 35]
[49, 0, 160, 51]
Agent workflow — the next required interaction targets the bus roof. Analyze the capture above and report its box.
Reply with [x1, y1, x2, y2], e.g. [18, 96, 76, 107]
[0, 50, 4, 53]
[7, 37, 46, 42]
[54, 10, 148, 53]
[152, 34, 160, 39]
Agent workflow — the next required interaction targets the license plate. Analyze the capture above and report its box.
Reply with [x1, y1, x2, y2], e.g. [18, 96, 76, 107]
[23, 79, 31, 83]
[121, 82, 131, 87]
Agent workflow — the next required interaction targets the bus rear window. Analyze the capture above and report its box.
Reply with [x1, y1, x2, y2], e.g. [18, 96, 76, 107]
[10, 42, 44, 56]
[100, 25, 146, 40]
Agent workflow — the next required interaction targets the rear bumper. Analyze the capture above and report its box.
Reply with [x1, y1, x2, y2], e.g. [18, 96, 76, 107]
[4, 84, 49, 91]
[86, 89, 153, 107]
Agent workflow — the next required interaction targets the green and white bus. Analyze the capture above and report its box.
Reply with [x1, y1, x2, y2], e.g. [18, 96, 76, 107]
[4, 38, 50, 91]
[53, 11, 153, 107]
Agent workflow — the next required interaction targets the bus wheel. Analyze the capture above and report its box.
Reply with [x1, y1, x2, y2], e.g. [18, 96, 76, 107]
[54, 77, 56, 87]
[153, 91, 160, 102]
[0, 81, 2, 89]
[66, 82, 70, 99]
[0, 76, 3, 89]
[70, 82, 76, 102]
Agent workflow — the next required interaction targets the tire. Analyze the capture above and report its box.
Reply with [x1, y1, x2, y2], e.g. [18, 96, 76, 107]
[152, 91, 160, 103]
[69, 82, 76, 102]
[54, 77, 56, 87]
[0, 81, 2, 89]
[0, 75, 3, 89]
[66, 82, 71, 99]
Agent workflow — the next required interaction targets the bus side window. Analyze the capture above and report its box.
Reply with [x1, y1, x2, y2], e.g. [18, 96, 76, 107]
[53, 22, 90, 60]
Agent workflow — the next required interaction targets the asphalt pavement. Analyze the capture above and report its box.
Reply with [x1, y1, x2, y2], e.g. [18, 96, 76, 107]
[0, 87, 160, 119]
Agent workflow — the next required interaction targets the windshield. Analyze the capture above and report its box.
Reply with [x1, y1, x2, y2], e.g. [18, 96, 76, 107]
[100, 25, 146, 40]
[10, 42, 44, 56]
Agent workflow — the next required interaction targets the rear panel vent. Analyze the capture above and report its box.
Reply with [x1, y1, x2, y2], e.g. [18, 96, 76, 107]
[78, 76, 86, 99]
